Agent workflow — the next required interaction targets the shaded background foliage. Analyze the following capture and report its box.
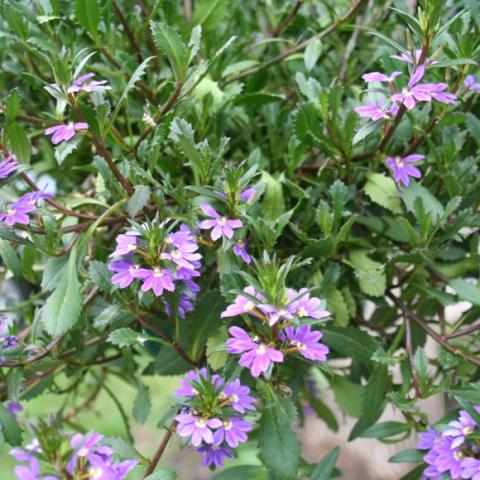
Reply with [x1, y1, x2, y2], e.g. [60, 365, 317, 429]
[0, 0, 480, 479]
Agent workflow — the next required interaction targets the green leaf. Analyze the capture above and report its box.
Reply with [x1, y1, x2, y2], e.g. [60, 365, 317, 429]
[88, 260, 113, 293]
[0, 403, 22, 446]
[261, 171, 285, 222]
[430, 58, 477, 68]
[389, 448, 425, 464]
[449, 278, 480, 305]
[323, 326, 380, 363]
[324, 287, 349, 327]
[206, 326, 228, 371]
[41, 248, 83, 336]
[235, 92, 285, 106]
[259, 395, 301, 479]
[133, 382, 151, 424]
[349, 365, 388, 440]
[402, 183, 444, 222]
[103, 437, 146, 461]
[192, 0, 228, 31]
[304, 40, 322, 71]
[295, 73, 322, 103]
[349, 250, 386, 297]
[467, 113, 480, 147]
[143, 347, 191, 376]
[127, 185, 151, 217]
[364, 173, 402, 214]
[6, 122, 31, 163]
[359, 421, 410, 439]
[6, 89, 20, 126]
[55, 139, 80, 165]
[106, 56, 155, 134]
[212, 466, 268, 480]
[108, 328, 145, 348]
[145, 470, 177, 480]
[186, 289, 225, 360]
[150, 21, 189, 81]
[74, 0, 100, 39]
[7, 369, 24, 403]
[352, 121, 378, 145]
[0, 239, 22, 280]
[310, 446, 340, 480]
[331, 376, 363, 417]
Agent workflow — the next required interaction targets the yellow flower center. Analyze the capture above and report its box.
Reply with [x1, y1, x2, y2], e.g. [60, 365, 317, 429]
[463, 426, 474, 435]
[127, 242, 136, 251]
[171, 250, 181, 259]
[78, 447, 89, 457]
[402, 88, 412, 97]
[294, 341, 307, 351]
[128, 264, 140, 274]
[195, 419, 206, 428]
[297, 307, 308, 318]
[88, 467, 103, 479]
[454, 451, 463, 460]
[223, 421, 233, 430]
[219, 217, 227, 225]
[6, 208, 15, 215]
[153, 267, 163, 277]
[244, 301, 255, 311]
[256, 344, 267, 355]
[395, 156, 404, 167]
[236, 240, 244, 248]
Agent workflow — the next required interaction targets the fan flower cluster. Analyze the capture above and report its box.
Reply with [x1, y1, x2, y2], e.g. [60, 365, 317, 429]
[44, 72, 110, 145]
[108, 223, 201, 315]
[174, 369, 256, 469]
[223, 286, 330, 377]
[0, 191, 50, 227]
[417, 405, 480, 479]
[10, 432, 137, 480]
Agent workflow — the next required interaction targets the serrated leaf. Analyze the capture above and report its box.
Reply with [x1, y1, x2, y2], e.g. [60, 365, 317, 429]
[206, 326, 228, 371]
[41, 248, 83, 336]
[88, 260, 113, 293]
[0, 403, 22, 446]
[108, 328, 144, 348]
[0, 239, 22, 280]
[449, 278, 480, 305]
[349, 250, 386, 297]
[324, 287, 349, 327]
[402, 183, 444, 222]
[151, 21, 189, 81]
[259, 395, 301, 479]
[364, 173, 402, 214]
[55, 137, 80, 165]
[192, 0, 227, 31]
[353, 121, 378, 145]
[260, 171, 285, 222]
[127, 185, 151, 217]
[6, 122, 31, 164]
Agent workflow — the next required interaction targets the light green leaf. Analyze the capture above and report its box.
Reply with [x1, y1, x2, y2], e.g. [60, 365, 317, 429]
[145, 470, 177, 480]
[151, 21, 189, 81]
[6, 122, 31, 164]
[0, 239, 22, 280]
[389, 449, 425, 464]
[192, 0, 227, 31]
[212, 466, 267, 480]
[108, 328, 145, 348]
[449, 278, 480, 305]
[304, 40, 322, 71]
[261, 171, 285, 222]
[133, 382, 151, 424]
[74, 0, 100, 39]
[324, 287, 349, 327]
[0, 403, 22, 446]
[331, 376, 363, 418]
[402, 183, 444, 221]
[349, 250, 386, 297]
[359, 421, 410, 439]
[41, 247, 83, 336]
[206, 326, 228, 371]
[127, 185, 151, 217]
[364, 173, 402, 214]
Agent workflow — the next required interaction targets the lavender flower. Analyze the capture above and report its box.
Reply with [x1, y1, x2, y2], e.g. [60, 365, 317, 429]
[386, 154, 424, 187]
[226, 326, 284, 377]
[465, 75, 480, 92]
[391, 65, 431, 110]
[175, 413, 222, 447]
[390, 49, 436, 66]
[222, 379, 256, 413]
[258, 303, 296, 326]
[175, 368, 224, 398]
[198, 204, 243, 241]
[232, 239, 251, 264]
[67, 432, 104, 474]
[212, 417, 252, 448]
[354, 100, 399, 121]
[109, 234, 139, 257]
[443, 408, 480, 448]
[137, 267, 175, 296]
[196, 444, 234, 469]
[0, 194, 37, 226]
[288, 288, 330, 320]
[284, 325, 329, 361]
[221, 286, 264, 318]
[461, 458, 480, 480]
[362, 71, 401, 83]
[0, 153, 18, 180]
[7, 402, 22, 417]
[2, 335, 19, 349]
[108, 260, 142, 288]
[14, 458, 58, 480]
[417, 426, 441, 450]
[44, 122, 88, 144]
[67, 73, 111, 94]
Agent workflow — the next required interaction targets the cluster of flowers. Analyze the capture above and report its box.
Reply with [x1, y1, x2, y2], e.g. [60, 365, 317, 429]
[0, 318, 19, 350]
[10, 432, 137, 480]
[355, 48, 460, 188]
[223, 286, 330, 377]
[174, 369, 255, 469]
[198, 187, 254, 264]
[44, 72, 110, 145]
[417, 405, 480, 479]
[108, 223, 201, 316]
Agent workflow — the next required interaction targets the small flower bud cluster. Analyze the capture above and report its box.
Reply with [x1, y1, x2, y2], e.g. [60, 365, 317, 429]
[417, 405, 480, 479]
[174, 368, 256, 469]
[223, 286, 330, 377]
